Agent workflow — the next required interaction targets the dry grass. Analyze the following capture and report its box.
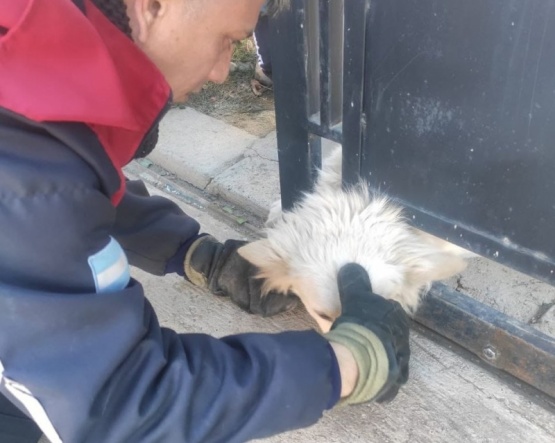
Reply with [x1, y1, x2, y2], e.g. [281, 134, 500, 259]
[179, 38, 276, 137]
[232, 39, 258, 64]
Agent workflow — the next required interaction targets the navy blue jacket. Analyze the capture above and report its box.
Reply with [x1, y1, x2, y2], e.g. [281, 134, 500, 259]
[0, 1, 339, 442]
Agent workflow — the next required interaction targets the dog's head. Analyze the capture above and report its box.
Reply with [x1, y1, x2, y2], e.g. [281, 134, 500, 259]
[239, 189, 469, 332]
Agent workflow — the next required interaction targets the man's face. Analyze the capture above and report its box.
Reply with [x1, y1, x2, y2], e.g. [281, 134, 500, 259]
[128, 0, 266, 103]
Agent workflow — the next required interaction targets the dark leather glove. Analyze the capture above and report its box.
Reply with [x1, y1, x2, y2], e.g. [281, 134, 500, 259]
[184, 235, 299, 316]
[325, 263, 410, 405]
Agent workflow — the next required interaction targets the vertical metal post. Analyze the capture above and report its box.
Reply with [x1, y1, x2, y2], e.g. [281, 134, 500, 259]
[307, 0, 323, 179]
[319, 0, 332, 129]
[306, 0, 321, 120]
[341, 0, 370, 186]
[271, 0, 311, 210]
[318, 0, 344, 131]
[329, 0, 345, 127]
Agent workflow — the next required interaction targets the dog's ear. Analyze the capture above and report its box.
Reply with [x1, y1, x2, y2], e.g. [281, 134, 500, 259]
[417, 230, 478, 259]
[406, 251, 467, 288]
[317, 146, 343, 190]
[238, 239, 279, 268]
[238, 240, 293, 294]
[405, 229, 474, 287]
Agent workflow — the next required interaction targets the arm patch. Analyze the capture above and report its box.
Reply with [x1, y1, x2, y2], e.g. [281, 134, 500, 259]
[88, 237, 130, 293]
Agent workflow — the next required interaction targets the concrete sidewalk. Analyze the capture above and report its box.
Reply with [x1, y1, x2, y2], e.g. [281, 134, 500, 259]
[121, 160, 555, 443]
[112, 106, 555, 442]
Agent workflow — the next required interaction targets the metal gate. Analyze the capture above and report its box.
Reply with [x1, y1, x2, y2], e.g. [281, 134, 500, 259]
[270, 0, 555, 398]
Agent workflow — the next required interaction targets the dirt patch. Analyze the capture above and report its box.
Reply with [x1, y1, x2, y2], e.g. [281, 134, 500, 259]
[180, 40, 276, 137]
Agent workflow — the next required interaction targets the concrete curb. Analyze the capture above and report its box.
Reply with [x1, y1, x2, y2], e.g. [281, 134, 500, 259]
[148, 107, 259, 190]
[147, 107, 280, 218]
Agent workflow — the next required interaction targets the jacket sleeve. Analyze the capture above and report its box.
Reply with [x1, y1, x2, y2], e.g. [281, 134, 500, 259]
[0, 281, 337, 443]
[112, 179, 202, 276]
[0, 117, 338, 443]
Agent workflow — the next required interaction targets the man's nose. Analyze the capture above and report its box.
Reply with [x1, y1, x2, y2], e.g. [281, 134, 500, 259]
[208, 50, 233, 84]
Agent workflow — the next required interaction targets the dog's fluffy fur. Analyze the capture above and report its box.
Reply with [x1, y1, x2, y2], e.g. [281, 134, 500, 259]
[239, 147, 471, 332]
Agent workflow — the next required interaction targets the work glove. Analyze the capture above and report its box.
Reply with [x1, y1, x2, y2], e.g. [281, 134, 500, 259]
[184, 235, 299, 316]
[325, 263, 410, 405]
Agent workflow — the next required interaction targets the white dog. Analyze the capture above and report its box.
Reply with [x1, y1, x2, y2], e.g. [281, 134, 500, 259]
[239, 147, 472, 332]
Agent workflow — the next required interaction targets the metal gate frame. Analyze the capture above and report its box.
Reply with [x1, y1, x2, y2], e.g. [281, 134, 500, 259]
[270, 0, 555, 398]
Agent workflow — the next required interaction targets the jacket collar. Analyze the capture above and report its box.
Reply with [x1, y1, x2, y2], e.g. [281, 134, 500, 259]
[0, 0, 172, 204]
[0, 0, 170, 129]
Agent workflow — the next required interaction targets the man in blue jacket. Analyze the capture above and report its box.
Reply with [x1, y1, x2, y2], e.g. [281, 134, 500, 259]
[0, 1, 410, 442]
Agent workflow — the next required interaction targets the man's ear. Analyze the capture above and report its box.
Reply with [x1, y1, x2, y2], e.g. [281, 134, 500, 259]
[130, 0, 164, 43]
[238, 240, 293, 294]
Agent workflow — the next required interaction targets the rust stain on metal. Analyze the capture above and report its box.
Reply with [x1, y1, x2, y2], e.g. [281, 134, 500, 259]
[414, 283, 555, 399]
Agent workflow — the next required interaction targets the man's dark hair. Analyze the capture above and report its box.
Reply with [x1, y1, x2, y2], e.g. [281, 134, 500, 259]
[90, 1, 290, 31]
[91, 0, 132, 38]
[266, 0, 291, 16]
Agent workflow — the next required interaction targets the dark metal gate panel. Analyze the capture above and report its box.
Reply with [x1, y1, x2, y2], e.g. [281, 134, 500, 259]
[270, 0, 555, 398]
[362, 0, 555, 284]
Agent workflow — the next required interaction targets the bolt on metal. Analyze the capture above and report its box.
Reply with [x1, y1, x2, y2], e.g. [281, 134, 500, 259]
[482, 345, 498, 361]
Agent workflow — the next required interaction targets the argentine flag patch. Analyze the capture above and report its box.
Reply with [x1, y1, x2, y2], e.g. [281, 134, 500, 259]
[87, 237, 130, 293]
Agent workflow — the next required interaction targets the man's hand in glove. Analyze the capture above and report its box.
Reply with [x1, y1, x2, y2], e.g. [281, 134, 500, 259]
[326, 263, 410, 405]
[183, 235, 299, 316]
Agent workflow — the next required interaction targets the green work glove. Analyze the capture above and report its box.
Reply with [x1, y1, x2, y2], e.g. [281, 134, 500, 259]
[325, 263, 410, 405]
[184, 235, 299, 316]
